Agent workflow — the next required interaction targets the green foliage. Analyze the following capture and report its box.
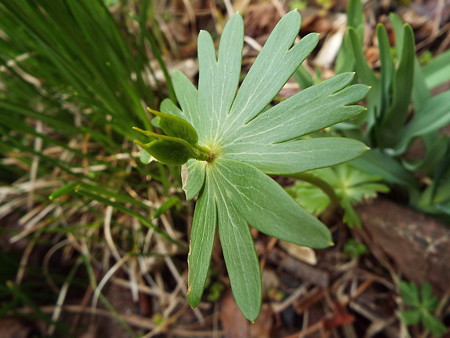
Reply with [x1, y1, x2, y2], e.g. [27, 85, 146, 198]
[133, 108, 212, 165]
[0, 0, 178, 186]
[289, 164, 389, 227]
[423, 49, 450, 88]
[0, 0, 180, 210]
[399, 281, 447, 337]
[206, 281, 225, 302]
[0, 2, 182, 333]
[343, 239, 368, 258]
[289, 0, 308, 11]
[135, 11, 369, 320]
[332, 1, 450, 220]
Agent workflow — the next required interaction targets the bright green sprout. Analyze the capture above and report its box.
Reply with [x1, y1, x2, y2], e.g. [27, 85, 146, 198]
[399, 281, 447, 337]
[135, 10, 369, 321]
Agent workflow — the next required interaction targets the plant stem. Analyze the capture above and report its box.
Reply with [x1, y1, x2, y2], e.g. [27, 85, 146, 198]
[195, 145, 214, 162]
[282, 172, 341, 209]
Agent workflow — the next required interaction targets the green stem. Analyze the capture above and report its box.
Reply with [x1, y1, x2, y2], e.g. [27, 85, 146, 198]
[195, 144, 214, 162]
[282, 172, 341, 209]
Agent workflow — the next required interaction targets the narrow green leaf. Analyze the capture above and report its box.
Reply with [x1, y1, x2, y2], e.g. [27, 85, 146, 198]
[223, 137, 368, 174]
[171, 71, 199, 126]
[49, 181, 81, 200]
[402, 136, 448, 174]
[412, 59, 431, 112]
[78, 181, 149, 209]
[187, 175, 217, 308]
[75, 189, 184, 248]
[335, 32, 356, 74]
[377, 24, 394, 115]
[390, 13, 405, 60]
[212, 158, 332, 248]
[398, 90, 450, 152]
[348, 27, 377, 86]
[153, 196, 180, 219]
[350, 150, 417, 190]
[197, 13, 244, 142]
[421, 311, 447, 337]
[423, 48, 450, 88]
[225, 11, 319, 132]
[381, 24, 415, 134]
[214, 182, 262, 322]
[346, 0, 363, 29]
[227, 74, 368, 144]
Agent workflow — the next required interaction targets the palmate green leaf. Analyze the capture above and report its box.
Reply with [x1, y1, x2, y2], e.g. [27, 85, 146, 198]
[149, 10, 370, 320]
[289, 180, 329, 215]
[289, 164, 389, 227]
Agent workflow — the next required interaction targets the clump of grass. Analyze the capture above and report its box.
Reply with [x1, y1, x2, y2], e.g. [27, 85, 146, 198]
[0, 1, 194, 335]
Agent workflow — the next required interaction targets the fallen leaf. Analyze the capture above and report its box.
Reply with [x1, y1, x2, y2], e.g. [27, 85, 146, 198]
[279, 240, 317, 265]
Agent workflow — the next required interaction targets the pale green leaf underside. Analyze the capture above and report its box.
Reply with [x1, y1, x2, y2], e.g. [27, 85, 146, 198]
[224, 73, 369, 145]
[164, 10, 372, 321]
[222, 137, 368, 174]
[198, 13, 244, 143]
[187, 173, 216, 308]
[160, 98, 184, 119]
[222, 11, 319, 137]
[171, 71, 199, 127]
[214, 178, 262, 321]
[212, 158, 332, 248]
[182, 159, 206, 200]
[139, 149, 152, 164]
